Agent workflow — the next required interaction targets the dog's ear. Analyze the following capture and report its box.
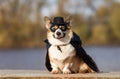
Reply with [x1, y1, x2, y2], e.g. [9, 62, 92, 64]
[65, 16, 72, 28]
[44, 16, 51, 29]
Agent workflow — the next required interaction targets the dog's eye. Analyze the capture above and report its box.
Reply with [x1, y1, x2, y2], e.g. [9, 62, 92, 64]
[60, 26, 66, 31]
[50, 27, 56, 32]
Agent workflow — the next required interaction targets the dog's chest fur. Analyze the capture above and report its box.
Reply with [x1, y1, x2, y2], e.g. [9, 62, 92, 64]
[49, 44, 75, 60]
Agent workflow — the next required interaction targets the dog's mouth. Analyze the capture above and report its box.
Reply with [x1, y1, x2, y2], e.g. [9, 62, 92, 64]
[53, 33, 65, 39]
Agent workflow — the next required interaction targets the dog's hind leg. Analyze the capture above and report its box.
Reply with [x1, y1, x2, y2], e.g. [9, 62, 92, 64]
[79, 62, 95, 73]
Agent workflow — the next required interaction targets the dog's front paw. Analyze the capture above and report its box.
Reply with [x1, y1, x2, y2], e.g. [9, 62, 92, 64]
[63, 69, 71, 74]
[51, 69, 60, 74]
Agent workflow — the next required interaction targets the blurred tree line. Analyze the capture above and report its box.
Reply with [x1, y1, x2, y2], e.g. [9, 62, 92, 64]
[0, 0, 120, 49]
[0, 0, 46, 48]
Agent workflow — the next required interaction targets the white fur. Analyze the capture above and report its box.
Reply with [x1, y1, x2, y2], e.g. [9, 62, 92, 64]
[48, 44, 76, 73]
[49, 44, 75, 60]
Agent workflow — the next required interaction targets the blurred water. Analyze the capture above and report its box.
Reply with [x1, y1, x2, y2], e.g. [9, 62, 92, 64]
[0, 47, 120, 72]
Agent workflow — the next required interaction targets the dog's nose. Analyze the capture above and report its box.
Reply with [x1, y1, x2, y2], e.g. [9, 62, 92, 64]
[56, 32, 61, 36]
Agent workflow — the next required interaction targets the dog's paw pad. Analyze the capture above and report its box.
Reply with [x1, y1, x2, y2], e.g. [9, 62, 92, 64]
[63, 69, 71, 74]
[51, 70, 59, 74]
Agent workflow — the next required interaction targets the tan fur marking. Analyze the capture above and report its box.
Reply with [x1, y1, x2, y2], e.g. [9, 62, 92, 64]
[47, 29, 51, 33]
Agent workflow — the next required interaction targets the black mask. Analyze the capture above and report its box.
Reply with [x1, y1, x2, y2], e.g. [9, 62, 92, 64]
[50, 24, 68, 32]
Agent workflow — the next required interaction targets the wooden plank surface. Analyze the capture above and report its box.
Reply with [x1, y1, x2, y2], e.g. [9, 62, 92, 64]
[0, 70, 120, 79]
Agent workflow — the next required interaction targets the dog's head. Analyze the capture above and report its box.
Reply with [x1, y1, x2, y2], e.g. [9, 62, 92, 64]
[44, 16, 73, 45]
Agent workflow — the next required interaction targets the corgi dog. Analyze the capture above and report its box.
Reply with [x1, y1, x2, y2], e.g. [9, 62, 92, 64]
[44, 16, 99, 74]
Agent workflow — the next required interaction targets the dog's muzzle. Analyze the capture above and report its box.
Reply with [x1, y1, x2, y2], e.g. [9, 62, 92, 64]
[53, 29, 65, 39]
